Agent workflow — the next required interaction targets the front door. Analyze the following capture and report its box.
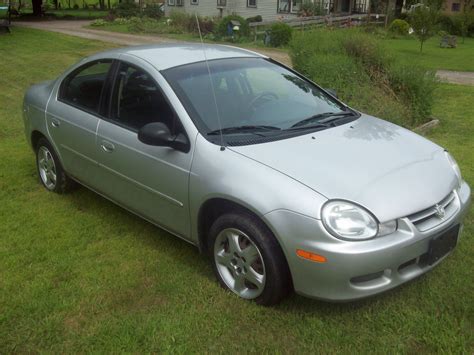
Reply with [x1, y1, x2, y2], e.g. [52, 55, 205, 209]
[95, 61, 192, 238]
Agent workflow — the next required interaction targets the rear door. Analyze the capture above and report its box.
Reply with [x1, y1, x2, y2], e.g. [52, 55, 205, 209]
[94, 59, 193, 238]
[46, 60, 114, 187]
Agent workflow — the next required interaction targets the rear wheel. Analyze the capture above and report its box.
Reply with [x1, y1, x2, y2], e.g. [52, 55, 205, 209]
[36, 137, 75, 194]
[209, 212, 291, 305]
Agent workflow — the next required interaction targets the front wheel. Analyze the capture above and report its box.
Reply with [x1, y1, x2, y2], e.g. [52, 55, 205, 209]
[209, 212, 291, 305]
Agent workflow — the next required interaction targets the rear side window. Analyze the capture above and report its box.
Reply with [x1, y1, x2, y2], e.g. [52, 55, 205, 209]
[59, 60, 112, 114]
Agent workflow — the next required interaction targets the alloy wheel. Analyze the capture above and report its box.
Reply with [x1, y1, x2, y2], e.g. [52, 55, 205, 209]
[214, 228, 266, 299]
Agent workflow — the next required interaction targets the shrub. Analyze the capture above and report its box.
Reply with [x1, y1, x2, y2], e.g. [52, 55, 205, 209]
[112, 0, 140, 18]
[90, 19, 108, 26]
[246, 15, 262, 23]
[388, 19, 410, 36]
[437, 14, 455, 34]
[187, 15, 215, 35]
[269, 22, 293, 47]
[142, 4, 163, 19]
[289, 29, 437, 127]
[72, 4, 79, 9]
[216, 15, 250, 38]
[300, 0, 325, 16]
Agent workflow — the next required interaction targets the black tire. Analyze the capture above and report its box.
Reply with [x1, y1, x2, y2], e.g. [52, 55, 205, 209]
[208, 211, 292, 306]
[35, 137, 75, 194]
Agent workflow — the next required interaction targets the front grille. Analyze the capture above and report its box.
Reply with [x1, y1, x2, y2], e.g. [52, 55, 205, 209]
[407, 191, 458, 232]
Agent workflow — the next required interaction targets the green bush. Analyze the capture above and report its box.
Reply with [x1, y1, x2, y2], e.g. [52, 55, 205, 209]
[112, 0, 140, 18]
[246, 15, 262, 23]
[289, 29, 438, 127]
[437, 14, 455, 34]
[90, 18, 108, 26]
[300, 0, 324, 16]
[388, 19, 410, 36]
[269, 22, 293, 47]
[142, 4, 163, 19]
[216, 15, 250, 38]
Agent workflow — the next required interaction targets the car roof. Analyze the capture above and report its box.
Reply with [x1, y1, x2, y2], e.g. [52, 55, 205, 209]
[95, 43, 267, 71]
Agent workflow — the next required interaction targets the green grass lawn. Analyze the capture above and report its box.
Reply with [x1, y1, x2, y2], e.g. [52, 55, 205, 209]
[0, 27, 473, 352]
[384, 36, 474, 72]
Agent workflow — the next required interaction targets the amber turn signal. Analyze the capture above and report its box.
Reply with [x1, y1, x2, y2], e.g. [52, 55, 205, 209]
[296, 249, 327, 263]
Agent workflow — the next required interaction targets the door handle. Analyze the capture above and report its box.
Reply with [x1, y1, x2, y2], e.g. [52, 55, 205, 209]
[51, 119, 60, 127]
[101, 140, 115, 153]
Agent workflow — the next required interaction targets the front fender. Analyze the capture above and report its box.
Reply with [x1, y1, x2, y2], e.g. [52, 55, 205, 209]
[189, 134, 327, 243]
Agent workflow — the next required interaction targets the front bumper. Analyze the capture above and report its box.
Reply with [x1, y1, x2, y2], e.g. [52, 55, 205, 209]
[264, 182, 471, 301]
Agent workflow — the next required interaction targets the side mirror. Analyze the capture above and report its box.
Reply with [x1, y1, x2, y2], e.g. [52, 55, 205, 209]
[325, 88, 338, 98]
[138, 122, 189, 153]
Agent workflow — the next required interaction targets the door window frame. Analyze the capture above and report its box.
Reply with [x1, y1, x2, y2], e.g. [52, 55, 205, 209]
[102, 60, 190, 144]
[58, 59, 115, 118]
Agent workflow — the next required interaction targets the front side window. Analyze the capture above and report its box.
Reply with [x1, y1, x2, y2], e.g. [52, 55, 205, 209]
[451, 2, 460, 11]
[110, 62, 177, 133]
[191, 0, 198, 4]
[163, 58, 354, 144]
[247, 0, 257, 7]
[168, 0, 175, 6]
[217, 0, 226, 6]
[59, 60, 112, 114]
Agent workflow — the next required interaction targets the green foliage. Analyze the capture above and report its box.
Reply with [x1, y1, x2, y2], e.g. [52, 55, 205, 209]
[409, 4, 439, 52]
[111, 0, 140, 18]
[388, 19, 410, 36]
[142, 4, 163, 20]
[216, 15, 250, 38]
[90, 18, 108, 26]
[246, 15, 262, 23]
[168, 11, 214, 35]
[300, 0, 324, 16]
[290, 29, 438, 127]
[269, 22, 293, 47]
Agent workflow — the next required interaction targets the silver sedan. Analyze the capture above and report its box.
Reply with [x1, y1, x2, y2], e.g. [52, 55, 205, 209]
[23, 44, 471, 305]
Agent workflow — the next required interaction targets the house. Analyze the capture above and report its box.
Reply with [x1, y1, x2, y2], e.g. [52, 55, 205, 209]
[164, 0, 370, 22]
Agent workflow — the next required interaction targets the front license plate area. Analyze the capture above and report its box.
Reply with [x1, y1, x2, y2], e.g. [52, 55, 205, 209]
[426, 224, 460, 265]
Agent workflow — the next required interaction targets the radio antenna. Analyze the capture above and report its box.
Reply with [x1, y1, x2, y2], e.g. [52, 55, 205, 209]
[195, 14, 225, 151]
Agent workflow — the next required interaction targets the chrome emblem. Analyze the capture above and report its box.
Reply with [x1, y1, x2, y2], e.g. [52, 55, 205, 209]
[434, 204, 446, 219]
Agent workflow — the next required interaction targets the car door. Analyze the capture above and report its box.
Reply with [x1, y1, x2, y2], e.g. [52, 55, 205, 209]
[46, 59, 114, 187]
[95, 60, 193, 238]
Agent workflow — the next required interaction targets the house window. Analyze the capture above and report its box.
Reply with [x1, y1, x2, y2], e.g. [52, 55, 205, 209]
[278, 0, 301, 13]
[176, 0, 183, 5]
[278, 0, 290, 12]
[191, 0, 198, 4]
[291, 0, 301, 12]
[217, 0, 226, 6]
[168, 0, 175, 5]
[451, 2, 460, 11]
[247, 0, 257, 7]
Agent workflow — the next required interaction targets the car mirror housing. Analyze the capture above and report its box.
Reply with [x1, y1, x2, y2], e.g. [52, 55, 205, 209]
[138, 122, 189, 152]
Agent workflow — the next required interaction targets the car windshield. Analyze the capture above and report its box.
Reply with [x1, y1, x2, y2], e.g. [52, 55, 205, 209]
[163, 58, 350, 136]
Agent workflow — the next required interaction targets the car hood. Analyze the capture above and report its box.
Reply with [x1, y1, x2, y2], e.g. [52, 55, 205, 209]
[230, 115, 457, 222]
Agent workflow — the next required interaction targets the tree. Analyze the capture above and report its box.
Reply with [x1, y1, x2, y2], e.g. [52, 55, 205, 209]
[409, 4, 439, 52]
[32, 0, 42, 16]
[458, 0, 474, 43]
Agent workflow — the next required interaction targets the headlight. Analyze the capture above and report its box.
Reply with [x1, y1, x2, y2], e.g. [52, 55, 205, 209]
[445, 151, 462, 189]
[322, 201, 378, 241]
[322, 201, 397, 241]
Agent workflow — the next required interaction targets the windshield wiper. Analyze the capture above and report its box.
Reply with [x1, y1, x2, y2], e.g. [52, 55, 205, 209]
[207, 125, 281, 136]
[290, 111, 355, 129]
